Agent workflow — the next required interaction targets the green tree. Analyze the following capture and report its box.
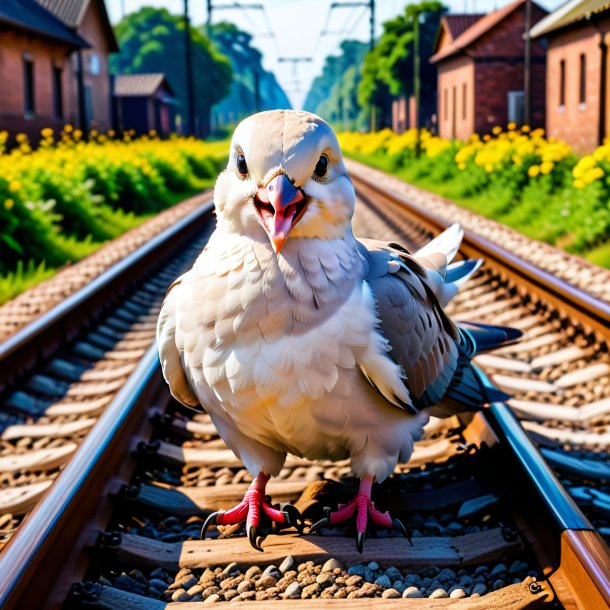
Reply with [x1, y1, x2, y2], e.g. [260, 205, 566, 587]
[111, 7, 232, 136]
[304, 40, 368, 130]
[208, 22, 290, 127]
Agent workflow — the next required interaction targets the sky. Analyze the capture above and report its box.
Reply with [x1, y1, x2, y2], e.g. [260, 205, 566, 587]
[106, 0, 562, 109]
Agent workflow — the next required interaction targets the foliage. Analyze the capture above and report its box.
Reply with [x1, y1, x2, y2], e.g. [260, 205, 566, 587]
[0, 128, 227, 282]
[208, 22, 291, 125]
[338, 125, 610, 262]
[304, 40, 368, 131]
[110, 8, 232, 135]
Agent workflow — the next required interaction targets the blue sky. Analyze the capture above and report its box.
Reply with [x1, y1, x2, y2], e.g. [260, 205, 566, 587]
[106, 0, 562, 109]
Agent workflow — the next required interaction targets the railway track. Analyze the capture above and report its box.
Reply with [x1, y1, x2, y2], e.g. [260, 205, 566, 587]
[0, 191, 215, 550]
[0, 163, 609, 609]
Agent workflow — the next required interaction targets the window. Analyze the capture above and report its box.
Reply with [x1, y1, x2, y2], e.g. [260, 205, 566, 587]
[444, 88, 448, 120]
[559, 59, 566, 108]
[462, 83, 467, 120]
[508, 91, 524, 125]
[23, 57, 35, 116]
[88, 53, 100, 75]
[579, 53, 586, 105]
[53, 66, 63, 119]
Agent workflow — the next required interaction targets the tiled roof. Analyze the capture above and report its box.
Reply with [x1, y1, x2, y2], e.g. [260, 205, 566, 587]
[36, 0, 87, 27]
[431, 0, 534, 63]
[444, 14, 485, 39]
[0, 0, 89, 48]
[530, 0, 610, 38]
[36, 0, 119, 51]
[114, 74, 173, 97]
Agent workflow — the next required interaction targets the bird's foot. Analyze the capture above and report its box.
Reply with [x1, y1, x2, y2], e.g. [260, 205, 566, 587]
[309, 477, 410, 553]
[201, 473, 291, 551]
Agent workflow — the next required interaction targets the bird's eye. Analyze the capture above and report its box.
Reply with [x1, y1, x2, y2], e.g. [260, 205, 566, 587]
[313, 154, 329, 178]
[236, 154, 248, 176]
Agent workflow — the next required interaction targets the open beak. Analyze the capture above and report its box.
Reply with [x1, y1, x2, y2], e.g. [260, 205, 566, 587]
[254, 173, 307, 254]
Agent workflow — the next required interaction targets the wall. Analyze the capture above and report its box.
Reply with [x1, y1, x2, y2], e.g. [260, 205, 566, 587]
[76, 0, 113, 132]
[546, 18, 610, 154]
[0, 30, 73, 139]
[437, 56, 475, 139]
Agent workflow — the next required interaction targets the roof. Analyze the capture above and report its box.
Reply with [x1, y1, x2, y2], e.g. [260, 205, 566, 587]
[114, 74, 175, 97]
[431, 0, 537, 63]
[36, 0, 119, 51]
[444, 14, 485, 39]
[0, 0, 89, 48]
[530, 0, 610, 38]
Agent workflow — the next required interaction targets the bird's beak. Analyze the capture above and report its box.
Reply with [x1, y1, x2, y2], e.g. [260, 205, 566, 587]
[255, 173, 306, 254]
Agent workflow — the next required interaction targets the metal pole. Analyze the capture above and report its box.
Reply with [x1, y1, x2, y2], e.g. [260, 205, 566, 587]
[253, 68, 261, 112]
[207, 0, 212, 38]
[414, 11, 421, 154]
[183, 0, 196, 136]
[369, 0, 376, 131]
[524, 0, 531, 126]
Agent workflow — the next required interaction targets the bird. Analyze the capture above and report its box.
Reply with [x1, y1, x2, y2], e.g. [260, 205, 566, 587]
[157, 109, 521, 552]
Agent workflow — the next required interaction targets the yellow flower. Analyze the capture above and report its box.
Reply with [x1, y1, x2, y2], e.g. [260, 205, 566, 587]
[573, 179, 585, 189]
[40, 127, 54, 139]
[521, 125, 531, 133]
[8, 180, 21, 192]
[507, 122, 516, 130]
[528, 165, 540, 177]
[483, 134, 491, 141]
[540, 161, 554, 174]
[4, 198, 14, 209]
[64, 124, 73, 133]
[492, 126, 502, 135]
[485, 163, 493, 173]
[16, 133, 28, 143]
[458, 162, 466, 170]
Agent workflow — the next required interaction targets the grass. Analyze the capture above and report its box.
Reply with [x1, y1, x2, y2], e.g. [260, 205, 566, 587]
[347, 150, 610, 270]
[0, 183, 217, 307]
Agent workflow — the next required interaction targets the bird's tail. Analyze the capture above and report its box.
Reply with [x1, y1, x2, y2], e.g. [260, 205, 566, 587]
[414, 224, 483, 307]
[433, 322, 522, 416]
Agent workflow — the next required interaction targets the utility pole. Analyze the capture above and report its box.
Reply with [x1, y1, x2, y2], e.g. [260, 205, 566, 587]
[278, 57, 313, 106]
[414, 11, 420, 132]
[524, 0, 532, 126]
[183, 0, 196, 136]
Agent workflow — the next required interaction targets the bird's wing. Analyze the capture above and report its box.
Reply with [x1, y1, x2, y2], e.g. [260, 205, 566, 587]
[358, 236, 464, 412]
[156, 276, 201, 408]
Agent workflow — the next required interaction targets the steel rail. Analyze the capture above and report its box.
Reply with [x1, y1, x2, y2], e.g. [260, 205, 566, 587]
[350, 171, 610, 341]
[0, 192, 215, 394]
[0, 345, 165, 610]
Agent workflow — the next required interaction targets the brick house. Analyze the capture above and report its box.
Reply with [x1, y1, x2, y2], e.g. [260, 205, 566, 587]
[431, 0, 548, 139]
[37, 0, 119, 132]
[531, 0, 610, 154]
[0, 0, 89, 138]
[114, 74, 178, 137]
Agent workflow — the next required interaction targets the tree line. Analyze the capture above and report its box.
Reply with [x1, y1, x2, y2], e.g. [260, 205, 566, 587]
[304, 1, 446, 131]
[110, 8, 290, 136]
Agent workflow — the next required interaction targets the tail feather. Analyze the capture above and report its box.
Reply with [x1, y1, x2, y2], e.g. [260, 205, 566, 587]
[415, 223, 463, 264]
[458, 321, 523, 355]
[445, 259, 483, 288]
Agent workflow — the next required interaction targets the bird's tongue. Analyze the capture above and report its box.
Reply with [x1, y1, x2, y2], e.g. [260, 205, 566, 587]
[260, 204, 297, 243]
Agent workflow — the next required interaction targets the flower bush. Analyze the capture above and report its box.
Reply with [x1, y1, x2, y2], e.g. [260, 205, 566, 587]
[338, 125, 610, 260]
[0, 128, 227, 277]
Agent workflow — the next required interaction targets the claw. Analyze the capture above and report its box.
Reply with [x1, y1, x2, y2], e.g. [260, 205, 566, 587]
[201, 511, 220, 540]
[393, 518, 412, 545]
[309, 506, 331, 535]
[356, 530, 366, 554]
[248, 524, 264, 552]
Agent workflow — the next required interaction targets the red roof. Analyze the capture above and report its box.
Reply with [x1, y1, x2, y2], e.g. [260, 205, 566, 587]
[431, 0, 533, 63]
[444, 14, 485, 40]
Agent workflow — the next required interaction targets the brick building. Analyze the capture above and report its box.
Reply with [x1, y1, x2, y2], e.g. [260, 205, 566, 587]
[0, 0, 117, 139]
[531, 0, 610, 154]
[37, 0, 119, 132]
[431, 0, 548, 139]
[0, 0, 89, 137]
[114, 74, 178, 137]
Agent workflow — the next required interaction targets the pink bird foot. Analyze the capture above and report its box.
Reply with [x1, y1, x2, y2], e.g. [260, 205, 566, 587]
[201, 472, 292, 551]
[310, 476, 410, 553]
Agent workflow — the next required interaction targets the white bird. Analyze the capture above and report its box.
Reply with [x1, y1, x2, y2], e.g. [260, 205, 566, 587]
[157, 110, 520, 551]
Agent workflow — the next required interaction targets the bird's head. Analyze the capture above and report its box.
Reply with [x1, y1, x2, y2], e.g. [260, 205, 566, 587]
[214, 110, 355, 254]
